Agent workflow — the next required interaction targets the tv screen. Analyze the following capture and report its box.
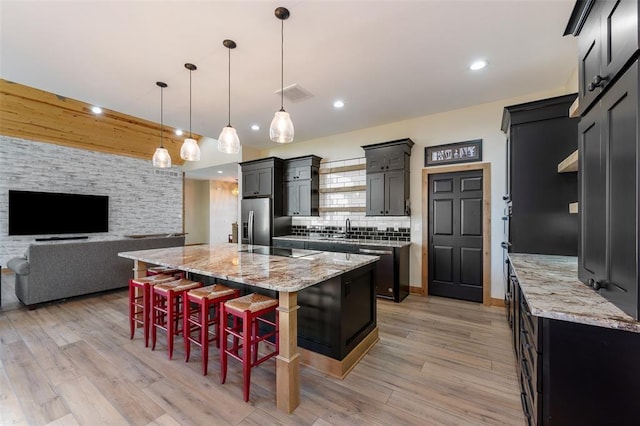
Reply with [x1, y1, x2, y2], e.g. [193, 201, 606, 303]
[8, 190, 109, 236]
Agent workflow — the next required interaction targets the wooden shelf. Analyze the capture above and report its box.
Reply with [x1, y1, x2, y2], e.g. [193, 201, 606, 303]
[319, 185, 366, 194]
[569, 202, 578, 214]
[558, 150, 578, 173]
[319, 164, 365, 175]
[569, 97, 580, 118]
[318, 206, 366, 213]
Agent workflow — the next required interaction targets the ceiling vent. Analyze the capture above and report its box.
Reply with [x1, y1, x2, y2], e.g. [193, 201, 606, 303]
[276, 83, 313, 103]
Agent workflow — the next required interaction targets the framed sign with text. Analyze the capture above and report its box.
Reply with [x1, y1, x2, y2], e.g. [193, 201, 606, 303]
[425, 139, 482, 166]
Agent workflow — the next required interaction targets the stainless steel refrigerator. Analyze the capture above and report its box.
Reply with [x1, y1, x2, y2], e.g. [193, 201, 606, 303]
[241, 198, 291, 246]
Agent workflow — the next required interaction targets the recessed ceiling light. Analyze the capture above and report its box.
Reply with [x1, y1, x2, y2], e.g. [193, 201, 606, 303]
[175, 129, 183, 136]
[251, 124, 260, 131]
[217, 170, 223, 174]
[470, 60, 487, 71]
[91, 106, 103, 114]
[333, 100, 345, 108]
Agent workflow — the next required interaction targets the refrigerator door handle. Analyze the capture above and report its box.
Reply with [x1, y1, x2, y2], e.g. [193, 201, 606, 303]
[248, 210, 254, 245]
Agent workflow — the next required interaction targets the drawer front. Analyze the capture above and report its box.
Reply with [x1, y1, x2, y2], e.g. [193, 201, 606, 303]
[520, 296, 542, 350]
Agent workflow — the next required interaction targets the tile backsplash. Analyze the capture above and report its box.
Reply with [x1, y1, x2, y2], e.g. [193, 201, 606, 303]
[291, 157, 411, 241]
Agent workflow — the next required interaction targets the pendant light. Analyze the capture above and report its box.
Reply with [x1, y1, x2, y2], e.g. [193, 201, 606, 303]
[218, 39, 240, 154]
[270, 7, 294, 144]
[180, 63, 201, 161]
[152, 81, 171, 168]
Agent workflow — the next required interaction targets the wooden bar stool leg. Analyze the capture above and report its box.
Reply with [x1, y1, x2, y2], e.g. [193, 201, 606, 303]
[220, 304, 228, 384]
[184, 294, 191, 363]
[242, 313, 251, 402]
[128, 282, 136, 339]
[167, 291, 175, 360]
[252, 317, 259, 365]
[201, 299, 209, 375]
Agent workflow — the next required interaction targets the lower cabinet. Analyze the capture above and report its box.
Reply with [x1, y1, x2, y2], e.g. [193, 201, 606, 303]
[273, 239, 409, 302]
[508, 262, 640, 425]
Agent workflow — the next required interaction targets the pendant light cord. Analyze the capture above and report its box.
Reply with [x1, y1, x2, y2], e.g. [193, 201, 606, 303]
[228, 46, 231, 126]
[280, 18, 284, 111]
[189, 69, 192, 138]
[160, 86, 164, 148]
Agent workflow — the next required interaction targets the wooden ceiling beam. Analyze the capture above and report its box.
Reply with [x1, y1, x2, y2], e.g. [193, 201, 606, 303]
[0, 79, 201, 165]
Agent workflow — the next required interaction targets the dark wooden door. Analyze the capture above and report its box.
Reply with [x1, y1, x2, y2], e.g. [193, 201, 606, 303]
[428, 170, 483, 302]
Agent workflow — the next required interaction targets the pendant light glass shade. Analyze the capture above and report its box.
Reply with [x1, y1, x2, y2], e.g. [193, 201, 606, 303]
[270, 7, 294, 144]
[270, 110, 294, 143]
[153, 81, 172, 168]
[180, 137, 200, 161]
[218, 40, 240, 154]
[218, 126, 240, 154]
[180, 63, 201, 161]
[152, 147, 172, 168]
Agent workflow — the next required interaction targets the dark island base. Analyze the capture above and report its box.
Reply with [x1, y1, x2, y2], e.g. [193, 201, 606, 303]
[191, 262, 377, 369]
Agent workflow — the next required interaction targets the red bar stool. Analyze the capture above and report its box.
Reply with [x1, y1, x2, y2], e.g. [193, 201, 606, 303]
[183, 284, 239, 375]
[220, 293, 279, 402]
[151, 278, 202, 359]
[128, 273, 176, 347]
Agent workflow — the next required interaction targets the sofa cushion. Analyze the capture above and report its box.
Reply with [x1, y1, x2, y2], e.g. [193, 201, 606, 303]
[7, 256, 30, 275]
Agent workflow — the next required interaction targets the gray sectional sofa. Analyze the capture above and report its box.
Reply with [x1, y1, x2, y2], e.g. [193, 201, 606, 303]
[6, 236, 185, 308]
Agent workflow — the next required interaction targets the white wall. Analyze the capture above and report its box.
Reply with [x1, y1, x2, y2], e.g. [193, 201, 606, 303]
[264, 86, 573, 300]
[184, 179, 210, 245]
[209, 180, 239, 243]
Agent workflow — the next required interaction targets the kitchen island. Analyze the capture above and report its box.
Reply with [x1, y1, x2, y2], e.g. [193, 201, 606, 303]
[118, 243, 379, 413]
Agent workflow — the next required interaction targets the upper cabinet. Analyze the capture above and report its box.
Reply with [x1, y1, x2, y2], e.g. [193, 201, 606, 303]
[501, 94, 579, 256]
[362, 138, 414, 216]
[284, 155, 321, 216]
[565, 0, 639, 115]
[566, 0, 640, 320]
[239, 157, 285, 214]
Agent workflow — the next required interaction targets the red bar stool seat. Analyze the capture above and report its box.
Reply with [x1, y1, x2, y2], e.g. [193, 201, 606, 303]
[146, 265, 185, 279]
[151, 278, 202, 359]
[128, 273, 176, 347]
[184, 284, 239, 375]
[220, 293, 279, 402]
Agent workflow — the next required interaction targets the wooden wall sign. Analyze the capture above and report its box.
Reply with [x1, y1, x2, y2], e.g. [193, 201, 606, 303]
[425, 139, 482, 166]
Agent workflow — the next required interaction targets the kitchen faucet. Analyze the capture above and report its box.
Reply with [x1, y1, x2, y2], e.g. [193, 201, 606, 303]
[345, 218, 351, 238]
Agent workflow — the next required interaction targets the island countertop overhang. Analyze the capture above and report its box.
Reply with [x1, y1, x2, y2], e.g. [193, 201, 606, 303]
[118, 242, 379, 292]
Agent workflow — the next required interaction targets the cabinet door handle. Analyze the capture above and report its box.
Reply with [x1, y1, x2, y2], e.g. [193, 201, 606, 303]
[587, 74, 608, 91]
[385, 210, 389, 214]
[502, 194, 510, 201]
[501, 241, 512, 249]
[380, 211, 384, 214]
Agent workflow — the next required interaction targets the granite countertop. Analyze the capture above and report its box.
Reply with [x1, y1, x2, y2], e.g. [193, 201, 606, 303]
[509, 253, 640, 333]
[273, 235, 411, 248]
[119, 243, 378, 293]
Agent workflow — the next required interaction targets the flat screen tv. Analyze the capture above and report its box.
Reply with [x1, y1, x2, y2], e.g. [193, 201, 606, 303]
[8, 190, 109, 236]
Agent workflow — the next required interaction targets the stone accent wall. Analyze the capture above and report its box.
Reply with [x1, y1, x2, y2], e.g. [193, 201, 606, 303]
[0, 136, 183, 264]
[292, 157, 411, 240]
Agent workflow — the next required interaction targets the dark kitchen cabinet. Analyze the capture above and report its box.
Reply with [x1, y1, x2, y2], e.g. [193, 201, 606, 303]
[507, 260, 640, 425]
[367, 170, 409, 216]
[578, 61, 639, 319]
[240, 157, 284, 199]
[284, 155, 320, 216]
[362, 138, 414, 216]
[501, 94, 579, 256]
[274, 238, 410, 303]
[566, 0, 639, 115]
[566, 0, 640, 319]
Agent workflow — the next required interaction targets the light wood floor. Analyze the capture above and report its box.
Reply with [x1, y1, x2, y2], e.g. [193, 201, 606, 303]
[0, 270, 525, 425]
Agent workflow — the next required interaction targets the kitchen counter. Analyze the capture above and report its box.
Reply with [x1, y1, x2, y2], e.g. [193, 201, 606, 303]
[273, 235, 411, 248]
[119, 242, 378, 292]
[508, 253, 640, 333]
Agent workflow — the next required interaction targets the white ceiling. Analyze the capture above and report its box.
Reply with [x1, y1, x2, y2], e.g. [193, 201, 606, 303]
[1, 0, 577, 154]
